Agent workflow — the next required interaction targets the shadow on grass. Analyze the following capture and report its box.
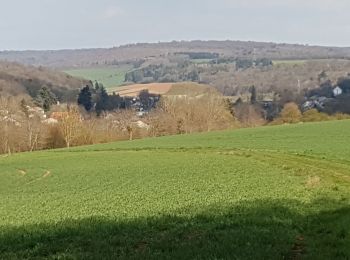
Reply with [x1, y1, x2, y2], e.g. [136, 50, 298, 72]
[0, 200, 349, 259]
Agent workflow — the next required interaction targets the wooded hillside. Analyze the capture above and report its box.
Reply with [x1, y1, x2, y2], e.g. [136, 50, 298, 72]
[1, 40, 350, 68]
[0, 61, 87, 101]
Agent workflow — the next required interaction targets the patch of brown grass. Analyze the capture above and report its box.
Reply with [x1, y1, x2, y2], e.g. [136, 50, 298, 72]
[306, 176, 321, 188]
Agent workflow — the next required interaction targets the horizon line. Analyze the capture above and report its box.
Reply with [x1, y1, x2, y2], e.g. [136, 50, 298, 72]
[1, 39, 349, 52]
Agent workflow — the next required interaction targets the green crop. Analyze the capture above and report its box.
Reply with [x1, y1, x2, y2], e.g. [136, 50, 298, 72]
[64, 65, 132, 89]
[1, 120, 350, 259]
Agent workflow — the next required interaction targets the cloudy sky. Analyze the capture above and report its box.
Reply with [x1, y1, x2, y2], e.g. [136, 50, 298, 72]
[1, 0, 349, 50]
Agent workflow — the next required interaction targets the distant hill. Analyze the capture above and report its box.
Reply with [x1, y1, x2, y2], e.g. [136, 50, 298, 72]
[1, 40, 350, 68]
[0, 61, 87, 101]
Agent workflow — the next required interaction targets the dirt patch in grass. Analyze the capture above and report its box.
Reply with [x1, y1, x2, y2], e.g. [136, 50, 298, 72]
[17, 169, 27, 176]
[43, 170, 51, 178]
[306, 176, 321, 188]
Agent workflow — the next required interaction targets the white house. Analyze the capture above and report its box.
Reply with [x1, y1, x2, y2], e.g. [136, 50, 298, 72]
[333, 86, 343, 97]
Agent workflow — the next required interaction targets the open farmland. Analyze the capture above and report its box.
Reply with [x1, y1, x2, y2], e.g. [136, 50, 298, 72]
[271, 59, 342, 66]
[0, 120, 350, 259]
[272, 59, 308, 65]
[108, 82, 218, 97]
[108, 83, 173, 96]
[64, 65, 132, 89]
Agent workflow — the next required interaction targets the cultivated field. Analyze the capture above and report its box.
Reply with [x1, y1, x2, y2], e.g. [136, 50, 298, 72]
[272, 59, 339, 66]
[64, 65, 132, 89]
[272, 59, 308, 65]
[108, 82, 215, 97]
[0, 120, 350, 259]
[108, 83, 173, 96]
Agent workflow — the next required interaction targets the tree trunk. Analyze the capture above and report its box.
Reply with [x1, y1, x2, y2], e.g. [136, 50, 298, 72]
[129, 129, 133, 141]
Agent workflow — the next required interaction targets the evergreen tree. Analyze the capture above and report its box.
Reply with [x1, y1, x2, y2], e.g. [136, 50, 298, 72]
[77, 85, 93, 111]
[338, 77, 350, 94]
[94, 81, 101, 91]
[95, 86, 109, 115]
[250, 85, 257, 104]
[109, 92, 122, 110]
[34, 86, 57, 112]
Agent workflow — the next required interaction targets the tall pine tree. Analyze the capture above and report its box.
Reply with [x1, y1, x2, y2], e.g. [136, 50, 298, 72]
[78, 85, 93, 111]
[95, 86, 109, 115]
[250, 85, 257, 104]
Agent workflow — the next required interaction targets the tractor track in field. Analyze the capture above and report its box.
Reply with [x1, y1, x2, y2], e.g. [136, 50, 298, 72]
[53, 146, 350, 183]
[222, 149, 350, 184]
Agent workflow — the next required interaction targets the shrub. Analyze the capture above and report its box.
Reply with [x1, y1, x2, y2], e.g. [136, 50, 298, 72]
[302, 109, 330, 122]
[278, 102, 302, 124]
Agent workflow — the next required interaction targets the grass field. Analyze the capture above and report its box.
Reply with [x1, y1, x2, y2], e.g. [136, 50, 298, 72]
[1, 120, 350, 259]
[64, 65, 132, 89]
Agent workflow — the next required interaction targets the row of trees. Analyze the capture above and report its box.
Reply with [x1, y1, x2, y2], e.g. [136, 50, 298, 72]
[77, 83, 126, 115]
[124, 64, 200, 83]
[235, 58, 273, 70]
[1, 89, 349, 155]
[0, 97, 47, 154]
[272, 102, 350, 125]
[123, 57, 273, 85]
[0, 96, 137, 154]
[234, 74, 350, 125]
[147, 94, 237, 136]
[0, 92, 238, 155]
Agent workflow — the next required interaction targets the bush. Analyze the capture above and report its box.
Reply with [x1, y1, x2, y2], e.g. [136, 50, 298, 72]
[302, 109, 330, 122]
[278, 102, 302, 124]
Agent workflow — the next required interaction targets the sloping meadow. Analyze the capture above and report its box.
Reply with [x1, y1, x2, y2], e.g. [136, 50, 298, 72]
[0, 120, 350, 259]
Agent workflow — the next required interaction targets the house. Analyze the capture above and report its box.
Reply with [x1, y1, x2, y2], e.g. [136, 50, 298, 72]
[302, 101, 314, 111]
[258, 92, 277, 108]
[333, 86, 343, 97]
[26, 106, 46, 119]
[303, 95, 332, 111]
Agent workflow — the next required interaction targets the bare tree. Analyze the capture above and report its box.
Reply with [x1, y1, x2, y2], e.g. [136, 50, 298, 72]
[149, 94, 237, 136]
[58, 106, 82, 148]
[0, 97, 24, 155]
[235, 103, 265, 127]
[20, 101, 44, 151]
[111, 110, 137, 140]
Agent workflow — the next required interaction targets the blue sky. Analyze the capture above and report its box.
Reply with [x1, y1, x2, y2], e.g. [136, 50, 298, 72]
[1, 0, 349, 50]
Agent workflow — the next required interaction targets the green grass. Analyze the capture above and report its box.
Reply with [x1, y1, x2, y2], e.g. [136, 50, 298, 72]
[64, 65, 132, 89]
[1, 120, 350, 259]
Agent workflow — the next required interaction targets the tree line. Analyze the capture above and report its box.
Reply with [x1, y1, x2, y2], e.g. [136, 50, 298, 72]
[2, 87, 350, 156]
[2, 72, 350, 156]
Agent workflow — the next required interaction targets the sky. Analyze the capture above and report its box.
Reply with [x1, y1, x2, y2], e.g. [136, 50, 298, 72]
[1, 0, 350, 50]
